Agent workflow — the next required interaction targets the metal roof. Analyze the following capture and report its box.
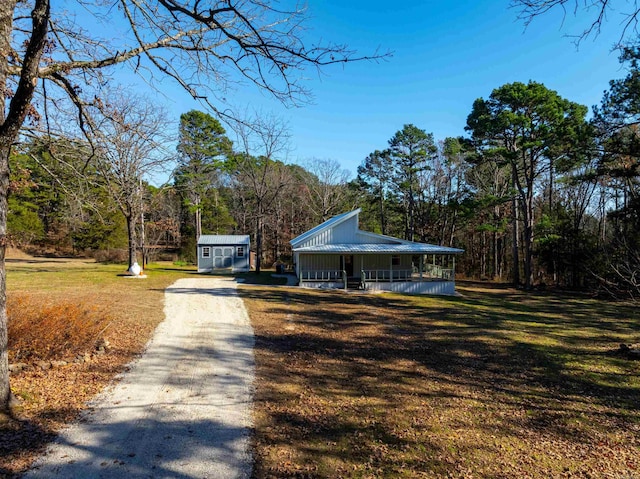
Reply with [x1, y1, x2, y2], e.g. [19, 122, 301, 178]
[198, 235, 250, 246]
[290, 209, 360, 247]
[293, 243, 464, 254]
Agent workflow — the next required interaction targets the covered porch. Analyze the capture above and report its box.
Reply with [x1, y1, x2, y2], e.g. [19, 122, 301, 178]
[295, 247, 462, 295]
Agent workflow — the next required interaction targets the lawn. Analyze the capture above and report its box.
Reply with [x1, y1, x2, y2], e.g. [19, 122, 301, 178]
[0, 256, 286, 477]
[240, 282, 640, 478]
[2, 256, 196, 476]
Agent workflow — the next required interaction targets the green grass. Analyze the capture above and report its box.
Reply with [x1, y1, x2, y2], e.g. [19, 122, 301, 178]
[7, 260, 197, 292]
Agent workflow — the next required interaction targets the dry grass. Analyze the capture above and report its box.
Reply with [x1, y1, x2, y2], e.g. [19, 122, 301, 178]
[1, 255, 196, 477]
[241, 283, 640, 478]
[8, 294, 112, 362]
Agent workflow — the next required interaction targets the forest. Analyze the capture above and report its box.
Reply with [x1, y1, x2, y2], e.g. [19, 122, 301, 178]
[7, 46, 640, 298]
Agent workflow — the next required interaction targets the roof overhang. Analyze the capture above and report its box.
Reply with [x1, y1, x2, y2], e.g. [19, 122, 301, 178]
[293, 243, 464, 254]
[197, 235, 250, 246]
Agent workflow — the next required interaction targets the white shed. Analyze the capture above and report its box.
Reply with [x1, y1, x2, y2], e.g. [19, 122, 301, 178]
[197, 235, 251, 273]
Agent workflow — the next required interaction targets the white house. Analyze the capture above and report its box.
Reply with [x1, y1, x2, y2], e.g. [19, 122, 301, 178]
[197, 235, 251, 273]
[291, 209, 464, 295]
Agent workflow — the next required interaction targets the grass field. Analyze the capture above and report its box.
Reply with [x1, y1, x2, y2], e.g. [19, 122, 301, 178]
[3, 256, 639, 479]
[2, 257, 196, 476]
[241, 282, 640, 478]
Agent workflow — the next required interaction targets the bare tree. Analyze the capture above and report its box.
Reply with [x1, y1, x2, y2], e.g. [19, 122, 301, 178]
[302, 158, 351, 222]
[0, 0, 384, 413]
[145, 186, 182, 261]
[91, 94, 172, 269]
[230, 113, 291, 274]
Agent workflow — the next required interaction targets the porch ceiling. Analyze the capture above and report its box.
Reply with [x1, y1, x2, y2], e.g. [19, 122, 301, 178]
[293, 243, 463, 254]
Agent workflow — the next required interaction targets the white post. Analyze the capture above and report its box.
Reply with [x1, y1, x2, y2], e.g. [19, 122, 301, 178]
[453, 256, 456, 282]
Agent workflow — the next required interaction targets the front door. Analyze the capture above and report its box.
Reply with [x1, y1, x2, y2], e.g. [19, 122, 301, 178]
[214, 247, 233, 268]
[341, 255, 354, 277]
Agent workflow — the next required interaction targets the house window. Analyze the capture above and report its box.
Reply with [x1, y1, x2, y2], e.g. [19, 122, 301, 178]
[237, 246, 245, 257]
[202, 247, 211, 258]
[392, 255, 400, 266]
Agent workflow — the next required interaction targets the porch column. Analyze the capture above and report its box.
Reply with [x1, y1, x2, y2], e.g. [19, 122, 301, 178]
[419, 255, 423, 281]
[390, 256, 393, 283]
[453, 256, 456, 281]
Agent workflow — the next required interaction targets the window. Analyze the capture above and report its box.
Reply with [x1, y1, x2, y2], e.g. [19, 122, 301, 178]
[237, 246, 245, 257]
[202, 247, 211, 258]
[392, 255, 400, 266]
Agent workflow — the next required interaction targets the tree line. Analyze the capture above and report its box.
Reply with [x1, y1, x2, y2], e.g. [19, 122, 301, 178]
[2, 0, 640, 414]
[8, 48, 640, 299]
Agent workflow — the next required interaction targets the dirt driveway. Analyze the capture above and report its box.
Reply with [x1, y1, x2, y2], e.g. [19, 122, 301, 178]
[23, 277, 254, 479]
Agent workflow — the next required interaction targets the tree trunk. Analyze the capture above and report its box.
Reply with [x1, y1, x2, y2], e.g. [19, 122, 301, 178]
[0, 0, 49, 414]
[522, 216, 533, 289]
[481, 230, 486, 278]
[194, 193, 202, 240]
[0, 141, 10, 415]
[140, 201, 146, 267]
[255, 214, 262, 274]
[512, 208, 520, 288]
[378, 185, 386, 235]
[521, 191, 535, 290]
[126, 212, 138, 269]
[511, 174, 520, 288]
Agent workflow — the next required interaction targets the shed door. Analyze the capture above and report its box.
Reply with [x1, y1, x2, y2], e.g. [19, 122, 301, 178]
[214, 247, 234, 268]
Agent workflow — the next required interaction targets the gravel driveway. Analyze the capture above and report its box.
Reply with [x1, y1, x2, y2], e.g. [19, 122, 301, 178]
[24, 276, 254, 479]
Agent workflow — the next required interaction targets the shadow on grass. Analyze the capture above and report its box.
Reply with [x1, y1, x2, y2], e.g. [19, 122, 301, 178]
[241, 285, 640, 477]
[0, 415, 56, 478]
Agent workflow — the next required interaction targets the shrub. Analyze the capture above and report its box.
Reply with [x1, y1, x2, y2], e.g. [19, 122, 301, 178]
[7, 294, 112, 362]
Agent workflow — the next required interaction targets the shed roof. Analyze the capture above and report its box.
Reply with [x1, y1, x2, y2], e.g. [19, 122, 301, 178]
[198, 235, 250, 246]
[294, 243, 463, 254]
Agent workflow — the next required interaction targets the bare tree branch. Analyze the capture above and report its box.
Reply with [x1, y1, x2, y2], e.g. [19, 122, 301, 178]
[512, 0, 640, 46]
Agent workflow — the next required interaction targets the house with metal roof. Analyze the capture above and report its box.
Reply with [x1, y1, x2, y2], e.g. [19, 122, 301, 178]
[291, 209, 463, 295]
[197, 235, 251, 273]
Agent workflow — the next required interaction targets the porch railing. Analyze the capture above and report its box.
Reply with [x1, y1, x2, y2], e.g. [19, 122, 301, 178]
[300, 267, 454, 284]
[299, 270, 344, 282]
[362, 269, 413, 282]
[363, 268, 454, 282]
[423, 264, 455, 281]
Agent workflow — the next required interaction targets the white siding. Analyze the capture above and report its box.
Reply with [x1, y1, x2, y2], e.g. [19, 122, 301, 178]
[331, 217, 359, 243]
[356, 254, 413, 271]
[299, 254, 340, 272]
[366, 281, 456, 295]
[295, 215, 359, 248]
[355, 231, 398, 244]
[301, 281, 344, 289]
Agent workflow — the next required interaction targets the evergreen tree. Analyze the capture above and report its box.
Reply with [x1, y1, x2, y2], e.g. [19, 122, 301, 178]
[175, 111, 233, 242]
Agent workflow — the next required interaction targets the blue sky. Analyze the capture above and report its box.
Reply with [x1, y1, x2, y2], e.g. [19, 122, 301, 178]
[202, 0, 624, 177]
[65, 1, 629, 178]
